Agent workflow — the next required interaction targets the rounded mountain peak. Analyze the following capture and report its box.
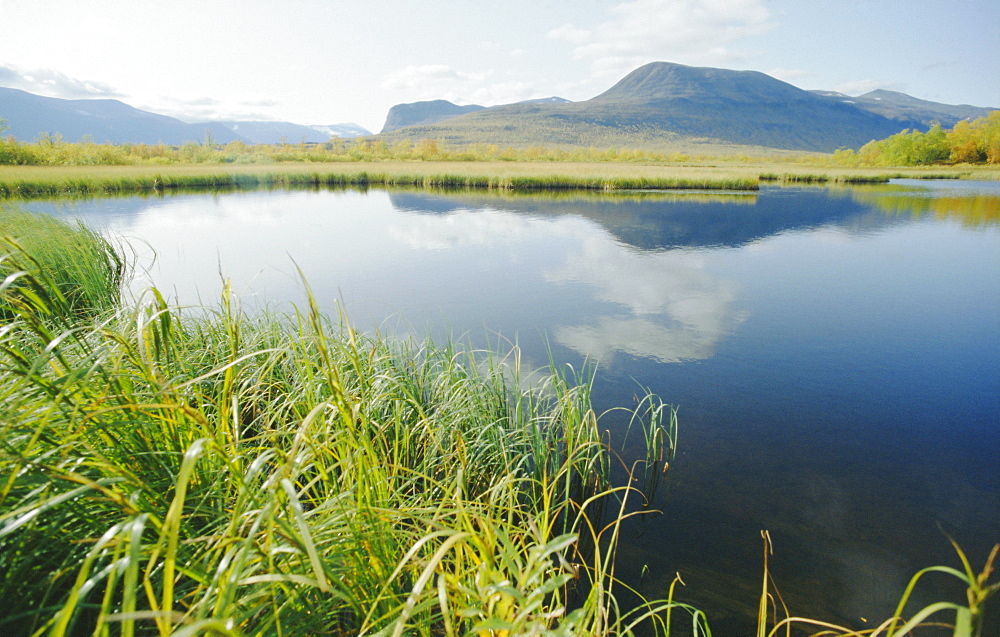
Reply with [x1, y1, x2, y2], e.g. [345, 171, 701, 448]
[591, 61, 806, 103]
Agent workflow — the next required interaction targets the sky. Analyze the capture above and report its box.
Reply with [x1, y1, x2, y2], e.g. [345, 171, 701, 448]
[1, 0, 997, 134]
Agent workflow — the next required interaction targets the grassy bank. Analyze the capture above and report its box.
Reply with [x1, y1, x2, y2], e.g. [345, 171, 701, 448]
[2, 161, 996, 199]
[0, 162, 762, 197]
[0, 212, 693, 635]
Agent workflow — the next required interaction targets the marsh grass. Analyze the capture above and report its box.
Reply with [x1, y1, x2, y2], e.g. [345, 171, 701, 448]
[0, 208, 127, 321]
[0, 162, 760, 198]
[0, 215, 701, 635]
[1, 161, 993, 201]
[756, 532, 999, 637]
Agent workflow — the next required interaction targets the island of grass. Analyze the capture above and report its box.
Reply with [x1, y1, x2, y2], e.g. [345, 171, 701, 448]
[1, 158, 997, 200]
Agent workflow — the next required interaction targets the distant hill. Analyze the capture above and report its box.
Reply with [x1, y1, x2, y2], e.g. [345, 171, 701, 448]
[206, 121, 372, 144]
[0, 87, 243, 145]
[380, 97, 570, 134]
[376, 62, 926, 153]
[381, 100, 487, 133]
[308, 123, 371, 139]
[517, 96, 571, 106]
[0, 87, 371, 145]
[817, 89, 997, 128]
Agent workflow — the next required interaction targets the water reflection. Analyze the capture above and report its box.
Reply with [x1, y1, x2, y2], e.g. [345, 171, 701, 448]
[16, 181, 1000, 634]
[388, 188, 897, 250]
[845, 180, 1000, 227]
[544, 242, 745, 363]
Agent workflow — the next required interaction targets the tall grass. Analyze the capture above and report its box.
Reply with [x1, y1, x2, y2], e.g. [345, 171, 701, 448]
[0, 208, 126, 320]
[756, 532, 999, 637]
[0, 163, 760, 198]
[0, 214, 699, 635]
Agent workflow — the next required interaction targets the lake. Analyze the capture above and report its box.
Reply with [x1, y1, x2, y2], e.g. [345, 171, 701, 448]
[22, 179, 1000, 633]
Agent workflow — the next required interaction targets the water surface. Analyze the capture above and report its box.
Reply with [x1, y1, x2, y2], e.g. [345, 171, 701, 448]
[24, 180, 1000, 633]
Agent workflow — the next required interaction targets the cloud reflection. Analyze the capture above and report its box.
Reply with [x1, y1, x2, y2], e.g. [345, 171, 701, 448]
[387, 208, 537, 250]
[546, 238, 745, 363]
[388, 202, 746, 365]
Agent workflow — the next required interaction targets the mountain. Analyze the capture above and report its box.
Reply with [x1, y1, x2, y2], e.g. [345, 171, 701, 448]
[208, 121, 331, 144]
[517, 96, 571, 106]
[380, 97, 570, 133]
[206, 121, 372, 144]
[0, 87, 243, 145]
[308, 123, 371, 139]
[381, 100, 487, 133]
[821, 89, 997, 128]
[375, 62, 970, 153]
[0, 87, 371, 145]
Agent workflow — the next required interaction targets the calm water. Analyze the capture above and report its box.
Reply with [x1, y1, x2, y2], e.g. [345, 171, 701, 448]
[23, 180, 1000, 633]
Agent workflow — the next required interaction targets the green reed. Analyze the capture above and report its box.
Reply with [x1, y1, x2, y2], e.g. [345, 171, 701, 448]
[0, 163, 761, 199]
[0, 214, 695, 636]
[757, 532, 998, 637]
[0, 208, 127, 321]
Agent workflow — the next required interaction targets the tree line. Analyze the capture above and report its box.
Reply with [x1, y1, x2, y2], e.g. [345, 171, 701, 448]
[835, 111, 1000, 166]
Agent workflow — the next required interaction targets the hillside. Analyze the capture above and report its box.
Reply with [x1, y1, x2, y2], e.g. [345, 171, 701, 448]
[381, 97, 570, 133]
[381, 100, 487, 133]
[833, 89, 997, 128]
[208, 121, 334, 144]
[0, 87, 243, 145]
[0, 87, 370, 145]
[308, 123, 371, 139]
[375, 62, 938, 153]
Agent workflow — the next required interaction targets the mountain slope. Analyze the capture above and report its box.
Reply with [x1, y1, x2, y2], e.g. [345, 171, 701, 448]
[840, 89, 996, 128]
[0, 87, 243, 144]
[308, 123, 371, 139]
[208, 121, 333, 144]
[380, 97, 571, 134]
[381, 100, 487, 133]
[376, 62, 934, 153]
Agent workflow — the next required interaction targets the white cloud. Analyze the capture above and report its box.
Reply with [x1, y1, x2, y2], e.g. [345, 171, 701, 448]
[562, 0, 774, 80]
[145, 95, 284, 122]
[466, 81, 543, 106]
[0, 63, 121, 99]
[381, 64, 547, 107]
[381, 64, 491, 91]
[546, 23, 591, 44]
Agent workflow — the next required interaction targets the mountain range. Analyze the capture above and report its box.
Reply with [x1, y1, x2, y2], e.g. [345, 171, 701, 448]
[376, 62, 997, 153]
[2, 62, 996, 153]
[0, 87, 370, 145]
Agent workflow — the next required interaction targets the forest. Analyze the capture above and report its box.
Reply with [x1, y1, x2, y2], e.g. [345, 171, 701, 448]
[841, 111, 1000, 166]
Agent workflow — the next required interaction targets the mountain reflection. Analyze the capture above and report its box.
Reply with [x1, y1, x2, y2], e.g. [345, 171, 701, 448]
[388, 188, 898, 251]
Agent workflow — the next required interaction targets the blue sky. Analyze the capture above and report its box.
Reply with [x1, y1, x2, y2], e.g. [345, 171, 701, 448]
[1, 0, 997, 133]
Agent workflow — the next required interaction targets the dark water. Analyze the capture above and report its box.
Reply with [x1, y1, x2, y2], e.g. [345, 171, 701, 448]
[22, 180, 1000, 633]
